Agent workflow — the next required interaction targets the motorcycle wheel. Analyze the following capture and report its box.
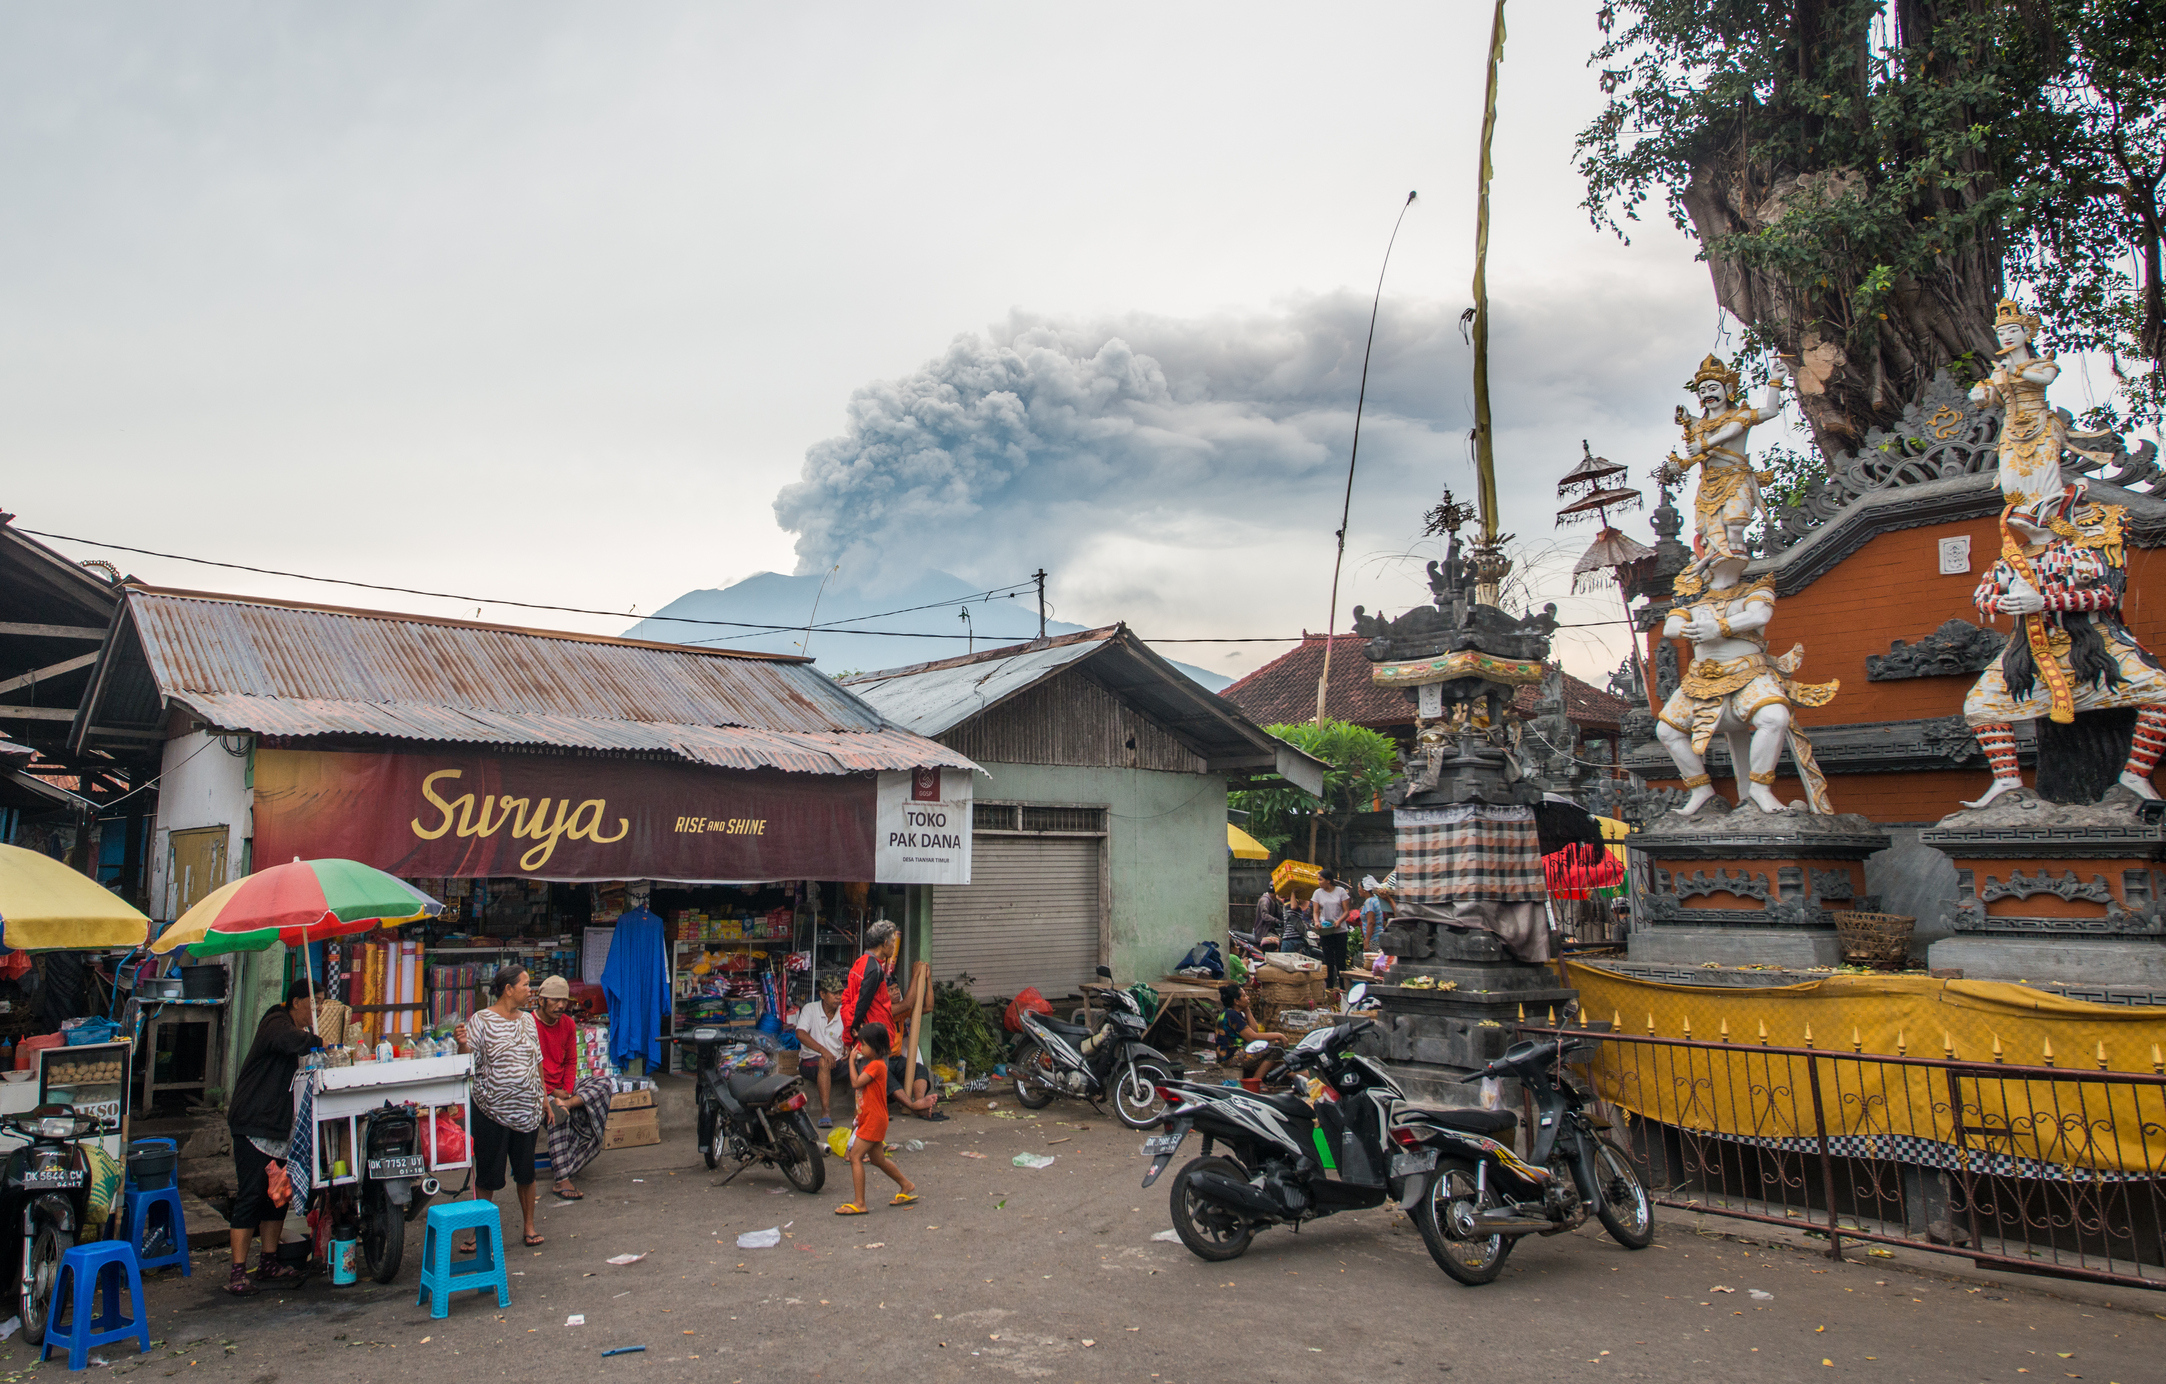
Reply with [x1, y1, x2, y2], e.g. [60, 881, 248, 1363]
[361, 1187, 405, 1284]
[1011, 1043, 1056, 1109]
[1112, 1060, 1172, 1129]
[1166, 1156, 1254, 1262]
[19, 1221, 72, 1347]
[1591, 1139, 1654, 1249]
[1415, 1158, 1513, 1286]
[776, 1112, 826, 1194]
[698, 1092, 720, 1171]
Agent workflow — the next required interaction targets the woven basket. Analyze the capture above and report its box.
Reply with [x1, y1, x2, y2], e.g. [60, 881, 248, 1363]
[1833, 911, 1915, 969]
[1255, 974, 1326, 1031]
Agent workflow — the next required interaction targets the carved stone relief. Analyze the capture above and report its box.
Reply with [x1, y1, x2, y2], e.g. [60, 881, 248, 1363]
[1977, 869, 2115, 905]
[1865, 620, 2007, 682]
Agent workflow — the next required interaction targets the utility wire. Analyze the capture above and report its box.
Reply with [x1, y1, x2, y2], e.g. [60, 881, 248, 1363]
[17, 526, 1034, 641]
[17, 526, 1642, 646]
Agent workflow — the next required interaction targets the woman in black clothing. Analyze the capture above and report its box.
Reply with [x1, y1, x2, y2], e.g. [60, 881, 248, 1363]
[224, 982, 322, 1296]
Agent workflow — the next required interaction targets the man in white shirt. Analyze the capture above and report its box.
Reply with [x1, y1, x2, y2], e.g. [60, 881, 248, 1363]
[793, 974, 848, 1128]
[1308, 876, 1354, 991]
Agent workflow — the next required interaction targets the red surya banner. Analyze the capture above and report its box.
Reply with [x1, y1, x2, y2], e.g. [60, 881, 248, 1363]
[252, 749, 876, 881]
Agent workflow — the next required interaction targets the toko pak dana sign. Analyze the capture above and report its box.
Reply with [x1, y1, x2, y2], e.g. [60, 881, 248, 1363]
[872, 767, 973, 885]
[251, 749, 971, 884]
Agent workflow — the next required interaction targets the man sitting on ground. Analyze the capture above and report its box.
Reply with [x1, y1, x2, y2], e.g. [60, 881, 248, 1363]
[793, 974, 848, 1129]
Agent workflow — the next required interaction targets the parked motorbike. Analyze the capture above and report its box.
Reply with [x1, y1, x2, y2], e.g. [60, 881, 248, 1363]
[1012, 966, 1175, 1129]
[1402, 1035, 1653, 1285]
[687, 1029, 824, 1193]
[332, 1100, 439, 1283]
[1144, 987, 1452, 1261]
[3, 1112, 101, 1346]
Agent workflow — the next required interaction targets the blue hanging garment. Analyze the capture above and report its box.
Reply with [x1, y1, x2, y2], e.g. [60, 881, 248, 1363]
[601, 905, 669, 1070]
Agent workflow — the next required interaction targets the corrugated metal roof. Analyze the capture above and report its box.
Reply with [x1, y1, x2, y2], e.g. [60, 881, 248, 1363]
[841, 628, 1110, 737]
[118, 589, 975, 775]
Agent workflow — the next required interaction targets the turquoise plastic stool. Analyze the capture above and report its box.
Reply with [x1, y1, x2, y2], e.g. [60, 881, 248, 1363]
[415, 1201, 510, 1319]
[41, 1242, 150, 1371]
[118, 1186, 190, 1276]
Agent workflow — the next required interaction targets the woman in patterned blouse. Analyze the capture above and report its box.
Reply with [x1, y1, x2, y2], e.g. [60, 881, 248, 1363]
[456, 967, 552, 1249]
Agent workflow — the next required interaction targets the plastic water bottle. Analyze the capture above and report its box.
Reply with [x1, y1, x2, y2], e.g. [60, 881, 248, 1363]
[376, 1040, 394, 1064]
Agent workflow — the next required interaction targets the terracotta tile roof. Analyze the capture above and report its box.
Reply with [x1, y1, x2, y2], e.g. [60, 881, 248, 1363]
[1219, 634, 1633, 732]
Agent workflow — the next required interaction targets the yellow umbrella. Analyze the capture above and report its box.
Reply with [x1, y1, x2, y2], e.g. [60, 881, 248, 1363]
[1226, 823, 1272, 860]
[0, 844, 150, 951]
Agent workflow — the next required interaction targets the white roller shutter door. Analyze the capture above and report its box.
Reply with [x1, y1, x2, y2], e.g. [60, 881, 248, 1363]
[931, 835, 1101, 999]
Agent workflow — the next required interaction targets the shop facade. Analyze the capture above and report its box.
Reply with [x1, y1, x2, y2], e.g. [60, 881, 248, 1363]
[74, 587, 978, 1089]
[845, 625, 1326, 997]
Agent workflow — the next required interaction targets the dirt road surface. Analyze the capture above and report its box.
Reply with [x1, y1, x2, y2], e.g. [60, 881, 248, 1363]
[18, 1096, 2155, 1384]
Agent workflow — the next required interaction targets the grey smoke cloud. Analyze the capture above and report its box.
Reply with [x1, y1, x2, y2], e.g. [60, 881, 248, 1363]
[775, 295, 1472, 588]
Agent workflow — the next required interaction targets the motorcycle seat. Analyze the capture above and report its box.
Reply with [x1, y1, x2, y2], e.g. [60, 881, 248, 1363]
[1039, 1018, 1091, 1040]
[724, 1071, 799, 1104]
[1396, 1104, 1518, 1136]
[1245, 1089, 1315, 1120]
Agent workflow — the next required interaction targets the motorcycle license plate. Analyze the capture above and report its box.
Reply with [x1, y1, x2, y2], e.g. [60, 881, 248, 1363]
[21, 1170, 83, 1190]
[367, 1156, 425, 1179]
[1142, 1134, 1182, 1157]
[1389, 1149, 1438, 1178]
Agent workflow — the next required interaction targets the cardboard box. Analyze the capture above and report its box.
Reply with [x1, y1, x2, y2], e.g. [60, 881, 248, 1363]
[602, 1106, 660, 1150]
[608, 1088, 656, 1112]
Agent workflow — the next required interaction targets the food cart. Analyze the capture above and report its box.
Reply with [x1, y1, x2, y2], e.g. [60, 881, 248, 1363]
[292, 1053, 473, 1283]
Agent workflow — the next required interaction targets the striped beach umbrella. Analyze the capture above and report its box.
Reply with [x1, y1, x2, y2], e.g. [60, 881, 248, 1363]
[151, 858, 442, 957]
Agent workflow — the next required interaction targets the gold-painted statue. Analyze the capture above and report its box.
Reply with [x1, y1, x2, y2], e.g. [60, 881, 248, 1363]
[1657, 354, 1789, 578]
[1957, 299, 2166, 810]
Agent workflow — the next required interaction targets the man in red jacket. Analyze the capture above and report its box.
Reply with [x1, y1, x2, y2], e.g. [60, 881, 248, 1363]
[840, 920, 899, 1048]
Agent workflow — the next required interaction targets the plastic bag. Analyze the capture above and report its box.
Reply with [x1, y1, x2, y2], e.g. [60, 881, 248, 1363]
[266, 1159, 293, 1210]
[1003, 988, 1054, 1034]
[431, 1109, 469, 1166]
[1127, 983, 1160, 1023]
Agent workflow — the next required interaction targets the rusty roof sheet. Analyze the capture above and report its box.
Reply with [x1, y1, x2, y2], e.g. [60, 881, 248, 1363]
[123, 589, 974, 775]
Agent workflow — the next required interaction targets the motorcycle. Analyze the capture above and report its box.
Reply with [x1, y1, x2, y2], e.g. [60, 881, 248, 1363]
[1012, 966, 1175, 1129]
[687, 1029, 824, 1193]
[2, 1112, 101, 1346]
[1144, 986, 1463, 1261]
[330, 1100, 439, 1283]
[1402, 1034, 1653, 1285]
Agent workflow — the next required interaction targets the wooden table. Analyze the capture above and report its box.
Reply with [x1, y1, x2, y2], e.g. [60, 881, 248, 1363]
[1080, 978, 1226, 1053]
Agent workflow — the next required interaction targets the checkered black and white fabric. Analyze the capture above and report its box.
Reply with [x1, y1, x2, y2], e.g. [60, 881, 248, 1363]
[1395, 804, 1545, 903]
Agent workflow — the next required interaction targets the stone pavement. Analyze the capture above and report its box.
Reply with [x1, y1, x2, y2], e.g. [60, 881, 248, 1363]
[10, 1094, 2154, 1383]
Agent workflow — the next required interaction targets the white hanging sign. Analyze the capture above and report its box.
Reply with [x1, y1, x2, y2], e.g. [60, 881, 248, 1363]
[873, 768, 974, 885]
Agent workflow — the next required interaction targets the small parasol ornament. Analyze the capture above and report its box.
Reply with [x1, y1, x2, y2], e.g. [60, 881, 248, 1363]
[1558, 441, 1651, 594]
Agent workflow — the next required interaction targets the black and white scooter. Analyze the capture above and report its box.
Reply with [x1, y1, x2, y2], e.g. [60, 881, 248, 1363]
[1012, 966, 1175, 1129]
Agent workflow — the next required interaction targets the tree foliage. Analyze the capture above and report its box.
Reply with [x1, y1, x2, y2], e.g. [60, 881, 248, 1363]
[1579, 0, 2164, 442]
[1229, 720, 1401, 866]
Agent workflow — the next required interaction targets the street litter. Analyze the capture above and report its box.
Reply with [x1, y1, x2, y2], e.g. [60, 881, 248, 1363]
[904, 1140, 925, 1152]
[738, 1228, 782, 1249]
[959, 1151, 987, 1159]
[1012, 1153, 1056, 1169]
[1749, 1290, 1773, 1301]
[601, 1346, 646, 1357]
[606, 1253, 649, 1266]
[566, 1315, 586, 1327]
[0, 1317, 18, 1341]
[1150, 1230, 1181, 1243]
[1710, 1285, 1735, 1293]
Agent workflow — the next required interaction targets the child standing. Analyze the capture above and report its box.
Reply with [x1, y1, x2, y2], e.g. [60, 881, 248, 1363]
[836, 1021, 918, 1215]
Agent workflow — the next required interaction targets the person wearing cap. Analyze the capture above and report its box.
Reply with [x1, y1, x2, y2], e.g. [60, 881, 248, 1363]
[792, 974, 849, 1128]
[1358, 876, 1396, 951]
[533, 974, 612, 1201]
[223, 980, 323, 1296]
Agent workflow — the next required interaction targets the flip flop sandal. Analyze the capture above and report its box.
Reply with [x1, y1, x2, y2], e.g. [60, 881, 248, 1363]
[889, 1192, 919, 1206]
[817, 1117, 833, 1128]
[553, 1185, 585, 1200]
[834, 1203, 869, 1216]
[524, 1233, 546, 1247]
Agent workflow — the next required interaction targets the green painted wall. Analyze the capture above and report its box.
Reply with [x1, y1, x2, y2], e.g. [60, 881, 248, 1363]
[965, 762, 1227, 987]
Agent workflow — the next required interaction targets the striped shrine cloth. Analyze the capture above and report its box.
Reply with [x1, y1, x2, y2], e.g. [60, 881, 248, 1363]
[1394, 804, 1546, 903]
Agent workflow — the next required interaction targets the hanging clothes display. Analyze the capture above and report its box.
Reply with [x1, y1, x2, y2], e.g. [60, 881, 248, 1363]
[601, 904, 668, 1070]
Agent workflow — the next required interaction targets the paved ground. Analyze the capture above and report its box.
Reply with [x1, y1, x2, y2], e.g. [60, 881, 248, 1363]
[6, 1093, 2156, 1384]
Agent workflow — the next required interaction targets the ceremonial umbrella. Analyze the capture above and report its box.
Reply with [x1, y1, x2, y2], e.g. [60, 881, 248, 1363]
[0, 844, 150, 951]
[1226, 823, 1273, 860]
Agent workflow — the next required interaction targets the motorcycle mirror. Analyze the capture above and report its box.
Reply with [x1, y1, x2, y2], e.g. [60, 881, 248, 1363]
[1243, 1039, 1272, 1057]
[1095, 965, 1113, 979]
[1345, 983, 1369, 1008]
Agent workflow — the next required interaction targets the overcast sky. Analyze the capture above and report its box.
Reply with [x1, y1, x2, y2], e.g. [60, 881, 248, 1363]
[0, 2, 1747, 685]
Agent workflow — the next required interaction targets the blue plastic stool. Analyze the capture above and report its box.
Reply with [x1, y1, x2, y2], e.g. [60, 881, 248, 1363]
[118, 1186, 190, 1276]
[41, 1242, 150, 1371]
[415, 1201, 510, 1319]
